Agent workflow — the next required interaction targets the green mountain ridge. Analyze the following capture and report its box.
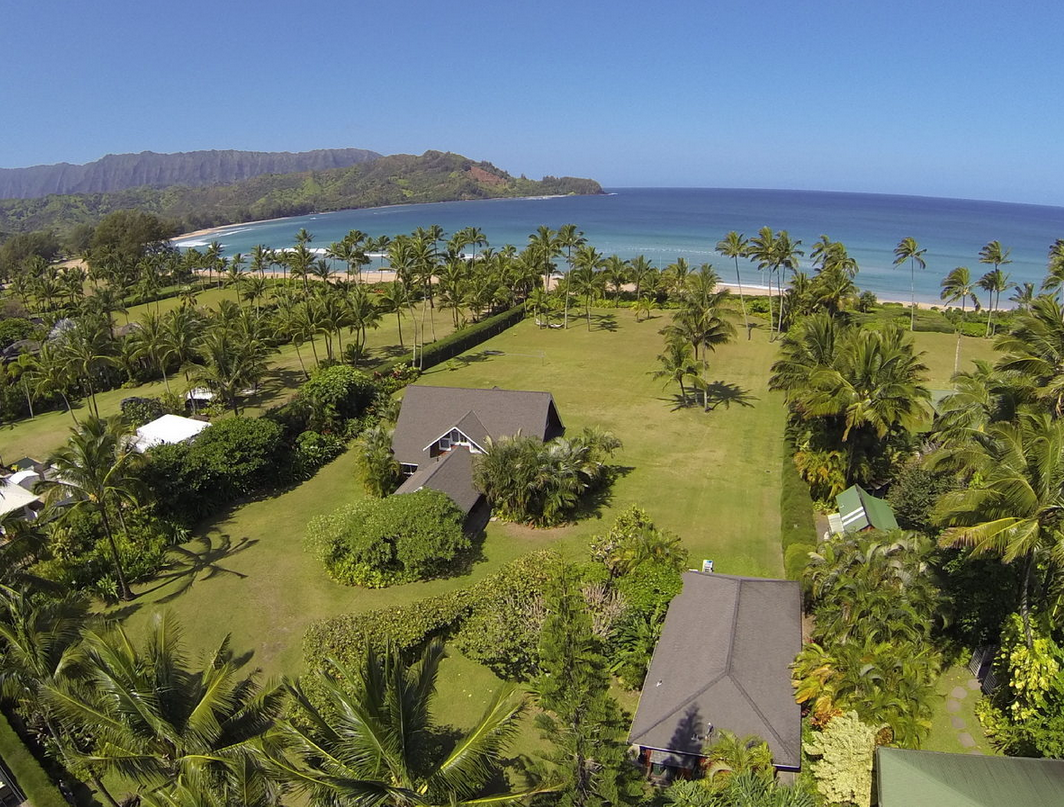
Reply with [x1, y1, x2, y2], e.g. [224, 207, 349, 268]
[0, 147, 382, 199]
[0, 151, 603, 237]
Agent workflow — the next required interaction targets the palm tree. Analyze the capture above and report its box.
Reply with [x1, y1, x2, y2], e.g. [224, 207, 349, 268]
[354, 425, 400, 496]
[1010, 282, 1036, 312]
[940, 266, 978, 375]
[893, 237, 927, 331]
[570, 245, 604, 330]
[628, 255, 656, 302]
[652, 334, 699, 405]
[63, 320, 115, 417]
[933, 412, 1064, 647]
[528, 226, 560, 292]
[702, 731, 774, 787]
[191, 326, 272, 413]
[379, 281, 413, 349]
[24, 342, 79, 423]
[38, 416, 140, 600]
[994, 295, 1064, 416]
[556, 224, 586, 329]
[272, 639, 544, 806]
[978, 267, 1012, 337]
[716, 231, 750, 335]
[46, 612, 284, 806]
[129, 310, 173, 394]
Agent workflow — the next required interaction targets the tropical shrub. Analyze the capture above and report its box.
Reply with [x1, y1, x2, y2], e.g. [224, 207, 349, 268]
[805, 712, 879, 807]
[296, 364, 375, 432]
[119, 396, 168, 428]
[976, 614, 1064, 757]
[454, 551, 561, 680]
[886, 462, 957, 534]
[795, 531, 942, 745]
[588, 505, 687, 577]
[0, 317, 35, 348]
[352, 425, 399, 497]
[474, 427, 622, 527]
[303, 550, 561, 677]
[305, 489, 469, 587]
[143, 416, 285, 523]
[292, 429, 345, 479]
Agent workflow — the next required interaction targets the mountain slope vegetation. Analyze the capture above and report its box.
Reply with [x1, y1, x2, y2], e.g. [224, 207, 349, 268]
[0, 147, 381, 199]
[0, 151, 603, 236]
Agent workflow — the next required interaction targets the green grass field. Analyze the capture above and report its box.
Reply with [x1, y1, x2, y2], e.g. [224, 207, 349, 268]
[116, 309, 787, 742]
[0, 302, 457, 462]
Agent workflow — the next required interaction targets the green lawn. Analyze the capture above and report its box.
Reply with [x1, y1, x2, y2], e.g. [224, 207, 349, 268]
[119, 309, 786, 728]
[924, 666, 995, 755]
[910, 331, 999, 389]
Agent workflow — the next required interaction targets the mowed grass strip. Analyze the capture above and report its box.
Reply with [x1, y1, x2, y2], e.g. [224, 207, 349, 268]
[122, 309, 788, 682]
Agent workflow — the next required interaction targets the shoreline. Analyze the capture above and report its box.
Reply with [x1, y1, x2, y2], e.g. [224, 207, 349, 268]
[169, 194, 573, 244]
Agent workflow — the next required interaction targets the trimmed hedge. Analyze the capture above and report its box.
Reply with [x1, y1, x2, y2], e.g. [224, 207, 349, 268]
[303, 550, 559, 675]
[377, 302, 527, 374]
[780, 442, 817, 581]
[0, 711, 68, 807]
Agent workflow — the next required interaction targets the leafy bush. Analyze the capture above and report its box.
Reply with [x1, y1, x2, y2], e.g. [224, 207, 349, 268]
[780, 442, 817, 580]
[143, 416, 285, 523]
[292, 430, 345, 479]
[805, 712, 879, 807]
[304, 549, 560, 677]
[119, 396, 169, 428]
[32, 508, 173, 599]
[305, 489, 469, 587]
[454, 551, 561, 680]
[297, 364, 375, 432]
[887, 462, 957, 534]
[0, 317, 34, 348]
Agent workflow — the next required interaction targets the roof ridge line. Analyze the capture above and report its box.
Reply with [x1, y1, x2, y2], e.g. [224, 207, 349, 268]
[629, 671, 728, 744]
[724, 578, 742, 675]
[729, 674, 791, 756]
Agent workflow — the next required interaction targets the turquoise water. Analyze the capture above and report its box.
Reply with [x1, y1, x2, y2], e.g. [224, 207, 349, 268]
[174, 188, 1064, 304]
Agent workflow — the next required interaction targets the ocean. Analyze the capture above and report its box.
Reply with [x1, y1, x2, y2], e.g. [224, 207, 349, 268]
[173, 188, 1064, 304]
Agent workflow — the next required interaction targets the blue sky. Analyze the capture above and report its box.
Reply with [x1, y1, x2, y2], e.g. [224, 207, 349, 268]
[2, 0, 1063, 205]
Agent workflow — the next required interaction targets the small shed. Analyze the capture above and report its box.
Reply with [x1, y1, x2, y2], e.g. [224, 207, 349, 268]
[829, 484, 898, 535]
[876, 747, 1064, 807]
[133, 414, 210, 453]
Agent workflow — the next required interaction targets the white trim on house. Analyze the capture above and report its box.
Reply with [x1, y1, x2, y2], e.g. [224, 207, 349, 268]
[421, 427, 486, 455]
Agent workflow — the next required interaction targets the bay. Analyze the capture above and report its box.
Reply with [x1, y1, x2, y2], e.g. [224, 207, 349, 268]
[174, 188, 1064, 304]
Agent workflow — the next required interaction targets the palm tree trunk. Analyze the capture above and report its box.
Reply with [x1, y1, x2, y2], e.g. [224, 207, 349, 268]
[90, 771, 122, 807]
[910, 260, 916, 331]
[98, 505, 131, 600]
[1021, 554, 1033, 648]
[308, 334, 320, 368]
[294, 341, 309, 379]
[396, 310, 404, 349]
[734, 258, 750, 338]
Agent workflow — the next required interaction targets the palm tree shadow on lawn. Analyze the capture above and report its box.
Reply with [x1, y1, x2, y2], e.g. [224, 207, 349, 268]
[590, 312, 619, 332]
[136, 533, 258, 604]
[570, 465, 634, 523]
[661, 381, 758, 412]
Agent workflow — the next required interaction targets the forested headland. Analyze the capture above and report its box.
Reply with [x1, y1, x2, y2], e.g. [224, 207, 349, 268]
[0, 150, 603, 239]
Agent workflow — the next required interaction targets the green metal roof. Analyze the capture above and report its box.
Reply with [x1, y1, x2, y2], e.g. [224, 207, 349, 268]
[877, 748, 1064, 807]
[835, 485, 898, 533]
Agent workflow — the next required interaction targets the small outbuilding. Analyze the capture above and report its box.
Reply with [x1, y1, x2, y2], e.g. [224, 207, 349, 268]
[827, 484, 898, 536]
[132, 414, 210, 453]
[0, 478, 41, 522]
[876, 747, 1064, 807]
[629, 571, 803, 776]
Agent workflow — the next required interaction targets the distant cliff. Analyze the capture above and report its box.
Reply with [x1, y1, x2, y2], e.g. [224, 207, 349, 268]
[0, 148, 382, 199]
[0, 151, 604, 235]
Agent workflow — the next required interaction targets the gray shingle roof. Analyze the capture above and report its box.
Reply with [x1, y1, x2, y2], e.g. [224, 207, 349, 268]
[392, 385, 562, 466]
[629, 571, 803, 770]
[394, 447, 481, 515]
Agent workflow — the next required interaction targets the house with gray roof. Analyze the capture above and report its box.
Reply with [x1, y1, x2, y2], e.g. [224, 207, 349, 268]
[629, 571, 803, 776]
[392, 385, 564, 524]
